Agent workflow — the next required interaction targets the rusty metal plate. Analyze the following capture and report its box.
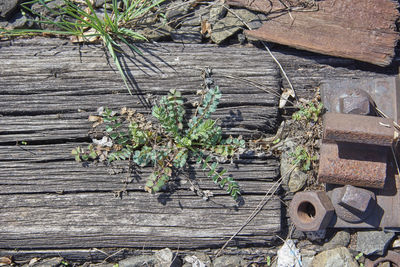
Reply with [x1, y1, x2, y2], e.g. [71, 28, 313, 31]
[321, 76, 400, 122]
[318, 143, 388, 189]
[323, 113, 395, 147]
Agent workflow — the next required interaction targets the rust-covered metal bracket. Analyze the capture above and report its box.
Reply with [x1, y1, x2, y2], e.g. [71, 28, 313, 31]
[289, 76, 400, 230]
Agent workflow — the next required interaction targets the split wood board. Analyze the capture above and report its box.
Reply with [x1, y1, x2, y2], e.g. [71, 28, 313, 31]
[0, 38, 281, 250]
[228, 0, 399, 66]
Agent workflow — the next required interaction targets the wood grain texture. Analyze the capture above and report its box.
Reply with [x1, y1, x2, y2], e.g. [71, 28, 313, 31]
[0, 143, 279, 194]
[0, 38, 280, 142]
[0, 192, 281, 249]
[0, 38, 282, 250]
[234, 0, 400, 66]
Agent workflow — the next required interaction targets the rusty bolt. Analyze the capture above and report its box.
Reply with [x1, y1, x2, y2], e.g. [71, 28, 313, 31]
[338, 89, 375, 115]
[289, 191, 335, 231]
[331, 185, 376, 223]
[338, 185, 375, 214]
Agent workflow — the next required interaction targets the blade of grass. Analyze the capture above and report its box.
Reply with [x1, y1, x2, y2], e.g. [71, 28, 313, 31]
[105, 38, 132, 95]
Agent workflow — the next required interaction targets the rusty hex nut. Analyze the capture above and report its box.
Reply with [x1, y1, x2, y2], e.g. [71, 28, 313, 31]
[337, 88, 375, 116]
[289, 191, 335, 231]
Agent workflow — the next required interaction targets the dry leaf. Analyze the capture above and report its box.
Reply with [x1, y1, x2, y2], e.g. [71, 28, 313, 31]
[279, 87, 295, 108]
[201, 20, 212, 36]
[88, 115, 101, 122]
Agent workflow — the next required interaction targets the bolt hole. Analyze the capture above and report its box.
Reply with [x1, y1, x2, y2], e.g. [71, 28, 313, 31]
[297, 201, 316, 223]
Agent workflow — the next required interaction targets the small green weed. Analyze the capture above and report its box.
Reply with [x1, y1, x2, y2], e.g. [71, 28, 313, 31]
[1, 0, 164, 94]
[266, 256, 271, 266]
[292, 101, 323, 122]
[73, 86, 244, 200]
[291, 146, 317, 171]
[354, 252, 364, 267]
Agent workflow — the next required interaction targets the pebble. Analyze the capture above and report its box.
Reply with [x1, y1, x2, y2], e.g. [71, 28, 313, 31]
[183, 252, 211, 267]
[322, 231, 351, 251]
[213, 255, 245, 267]
[0, 0, 19, 19]
[356, 231, 395, 256]
[118, 255, 157, 267]
[311, 247, 358, 267]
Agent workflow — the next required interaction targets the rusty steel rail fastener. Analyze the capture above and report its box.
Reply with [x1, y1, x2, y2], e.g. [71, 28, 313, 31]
[289, 191, 335, 231]
[330, 185, 376, 223]
[321, 76, 400, 122]
[323, 113, 395, 147]
[337, 88, 375, 115]
[326, 165, 399, 229]
[318, 143, 388, 189]
[365, 250, 400, 267]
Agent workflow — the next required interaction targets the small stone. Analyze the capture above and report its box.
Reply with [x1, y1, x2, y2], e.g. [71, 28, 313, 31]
[210, 9, 259, 44]
[137, 23, 173, 41]
[237, 33, 246, 44]
[183, 252, 211, 267]
[356, 231, 395, 256]
[165, 0, 190, 22]
[301, 256, 314, 267]
[311, 247, 358, 267]
[213, 255, 246, 267]
[392, 236, 400, 248]
[0, 0, 20, 19]
[277, 239, 301, 267]
[171, 26, 202, 43]
[322, 231, 351, 251]
[208, 2, 226, 24]
[154, 248, 181, 267]
[182, 7, 209, 27]
[288, 167, 308, 192]
[30, 257, 64, 267]
[119, 255, 157, 267]
[305, 230, 326, 241]
[291, 229, 306, 240]
[7, 11, 34, 29]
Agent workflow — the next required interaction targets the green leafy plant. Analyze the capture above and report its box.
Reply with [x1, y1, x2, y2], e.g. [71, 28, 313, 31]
[291, 146, 317, 171]
[292, 101, 323, 122]
[73, 87, 245, 200]
[1, 0, 164, 94]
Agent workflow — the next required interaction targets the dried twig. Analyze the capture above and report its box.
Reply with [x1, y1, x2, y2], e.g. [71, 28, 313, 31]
[216, 164, 296, 256]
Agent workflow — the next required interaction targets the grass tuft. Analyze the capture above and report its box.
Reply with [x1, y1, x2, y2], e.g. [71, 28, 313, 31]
[1, 0, 165, 94]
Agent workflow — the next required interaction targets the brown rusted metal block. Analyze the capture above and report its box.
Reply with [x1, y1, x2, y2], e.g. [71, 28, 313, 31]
[318, 143, 388, 189]
[242, 0, 399, 66]
[323, 113, 395, 147]
[289, 191, 335, 231]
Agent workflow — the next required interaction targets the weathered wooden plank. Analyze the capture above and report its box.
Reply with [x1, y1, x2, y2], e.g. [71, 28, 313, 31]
[0, 143, 279, 194]
[271, 49, 398, 99]
[0, 38, 280, 141]
[239, 0, 399, 66]
[0, 191, 281, 249]
[0, 105, 276, 144]
[0, 38, 282, 250]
